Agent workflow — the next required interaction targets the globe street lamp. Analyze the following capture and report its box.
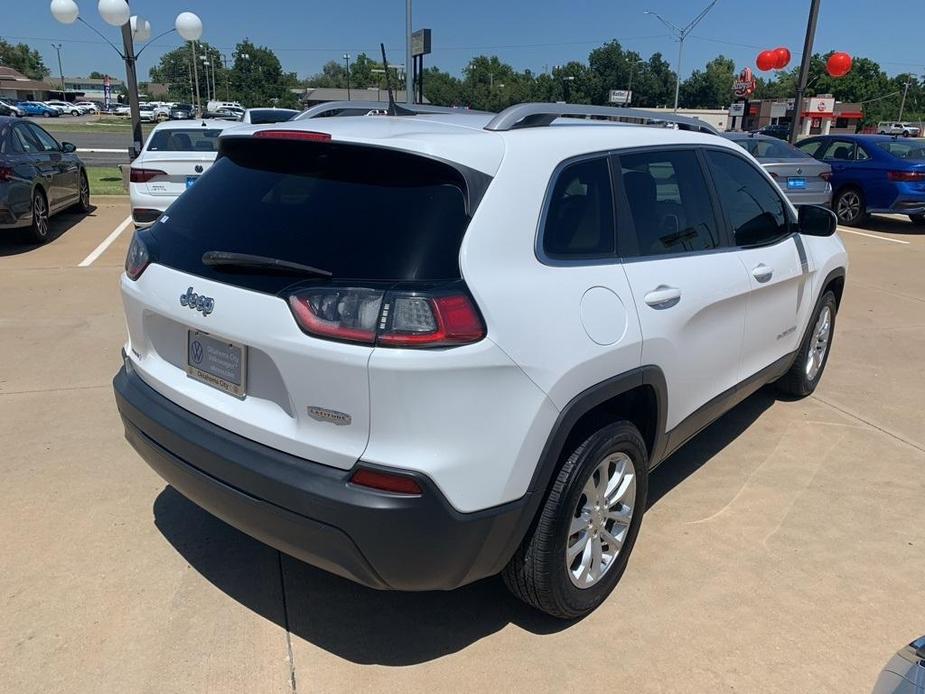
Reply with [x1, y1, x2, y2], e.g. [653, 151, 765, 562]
[50, 0, 203, 159]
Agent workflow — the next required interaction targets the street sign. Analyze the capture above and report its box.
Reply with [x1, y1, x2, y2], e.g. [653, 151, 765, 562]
[411, 29, 432, 57]
[609, 89, 632, 105]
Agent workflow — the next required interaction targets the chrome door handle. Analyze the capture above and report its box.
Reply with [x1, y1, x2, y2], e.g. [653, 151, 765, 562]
[644, 285, 681, 309]
[752, 264, 774, 283]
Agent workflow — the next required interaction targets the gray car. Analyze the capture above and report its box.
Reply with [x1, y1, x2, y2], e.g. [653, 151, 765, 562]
[873, 636, 925, 693]
[724, 132, 833, 207]
[0, 116, 90, 244]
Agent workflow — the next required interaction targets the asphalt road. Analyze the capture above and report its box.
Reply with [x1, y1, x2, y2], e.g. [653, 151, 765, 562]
[1, 204, 924, 692]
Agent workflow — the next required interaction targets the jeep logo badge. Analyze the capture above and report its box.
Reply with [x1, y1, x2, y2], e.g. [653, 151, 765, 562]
[180, 287, 214, 316]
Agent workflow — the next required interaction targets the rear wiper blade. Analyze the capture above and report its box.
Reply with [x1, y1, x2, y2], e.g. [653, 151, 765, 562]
[201, 251, 333, 278]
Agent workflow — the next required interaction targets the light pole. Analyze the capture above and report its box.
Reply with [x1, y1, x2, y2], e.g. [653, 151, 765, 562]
[51, 43, 66, 95]
[344, 53, 351, 100]
[405, 0, 413, 104]
[50, 1, 203, 159]
[200, 56, 211, 102]
[627, 58, 645, 106]
[644, 0, 719, 111]
[789, 0, 821, 143]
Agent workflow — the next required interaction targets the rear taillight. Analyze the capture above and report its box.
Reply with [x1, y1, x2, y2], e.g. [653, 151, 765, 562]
[124, 232, 150, 280]
[288, 286, 485, 348]
[819, 171, 832, 182]
[768, 171, 780, 178]
[254, 130, 331, 142]
[130, 167, 167, 183]
[350, 468, 423, 495]
[887, 170, 925, 182]
[0, 164, 13, 182]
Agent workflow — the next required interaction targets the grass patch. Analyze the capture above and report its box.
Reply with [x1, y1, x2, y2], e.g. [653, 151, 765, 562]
[87, 166, 126, 196]
[43, 119, 155, 135]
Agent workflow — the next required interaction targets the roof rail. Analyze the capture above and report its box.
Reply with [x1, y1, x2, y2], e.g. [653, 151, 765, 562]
[295, 101, 490, 120]
[483, 103, 720, 135]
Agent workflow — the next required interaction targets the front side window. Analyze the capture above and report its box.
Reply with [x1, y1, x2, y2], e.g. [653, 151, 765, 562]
[797, 140, 824, 158]
[705, 149, 789, 247]
[26, 124, 60, 152]
[542, 156, 616, 259]
[619, 149, 720, 258]
[11, 124, 40, 154]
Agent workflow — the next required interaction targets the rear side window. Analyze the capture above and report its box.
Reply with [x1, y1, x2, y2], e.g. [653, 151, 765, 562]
[146, 128, 223, 152]
[149, 138, 479, 294]
[705, 150, 790, 247]
[821, 140, 856, 161]
[618, 149, 720, 258]
[542, 156, 616, 259]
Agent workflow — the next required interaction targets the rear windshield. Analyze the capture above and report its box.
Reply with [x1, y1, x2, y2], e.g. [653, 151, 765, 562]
[248, 109, 297, 124]
[149, 138, 477, 294]
[734, 138, 806, 159]
[146, 128, 223, 152]
[878, 141, 925, 161]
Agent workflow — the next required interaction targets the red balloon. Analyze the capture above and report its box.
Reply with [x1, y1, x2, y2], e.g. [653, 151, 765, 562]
[774, 47, 791, 69]
[827, 52, 853, 78]
[756, 50, 778, 71]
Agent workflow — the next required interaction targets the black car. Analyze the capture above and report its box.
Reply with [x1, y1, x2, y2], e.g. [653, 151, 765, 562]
[169, 103, 194, 120]
[753, 123, 791, 140]
[0, 116, 91, 243]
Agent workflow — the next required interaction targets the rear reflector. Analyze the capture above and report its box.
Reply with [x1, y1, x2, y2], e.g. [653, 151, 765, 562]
[254, 130, 331, 142]
[130, 167, 167, 183]
[350, 468, 423, 495]
[0, 165, 13, 182]
[819, 171, 832, 181]
[887, 170, 925, 182]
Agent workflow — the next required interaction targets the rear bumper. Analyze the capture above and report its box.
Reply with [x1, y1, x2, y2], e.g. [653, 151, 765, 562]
[113, 361, 533, 591]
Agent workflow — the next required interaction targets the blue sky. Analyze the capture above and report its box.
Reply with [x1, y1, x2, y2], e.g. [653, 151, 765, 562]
[6, 0, 923, 82]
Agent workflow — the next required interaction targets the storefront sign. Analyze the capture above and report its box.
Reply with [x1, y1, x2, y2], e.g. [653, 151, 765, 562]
[733, 67, 756, 98]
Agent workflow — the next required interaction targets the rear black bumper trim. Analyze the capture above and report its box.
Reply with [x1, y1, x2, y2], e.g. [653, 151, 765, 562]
[113, 362, 532, 591]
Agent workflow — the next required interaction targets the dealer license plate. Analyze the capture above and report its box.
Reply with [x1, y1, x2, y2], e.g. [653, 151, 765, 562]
[187, 331, 247, 399]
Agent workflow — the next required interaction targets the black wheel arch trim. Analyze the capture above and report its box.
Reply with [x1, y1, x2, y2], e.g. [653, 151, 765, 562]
[526, 366, 669, 497]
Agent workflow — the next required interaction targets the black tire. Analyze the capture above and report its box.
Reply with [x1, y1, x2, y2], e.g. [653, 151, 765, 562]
[26, 189, 51, 244]
[70, 110, 79, 116]
[833, 187, 867, 226]
[503, 421, 648, 619]
[71, 170, 91, 213]
[43, 112, 52, 118]
[777, 290, 837, 397]
[910, 214, 925, 226]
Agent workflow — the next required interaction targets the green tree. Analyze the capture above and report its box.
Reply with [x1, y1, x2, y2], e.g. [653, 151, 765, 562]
[229, 39, 299, 108]
[421, 66, 463, 106]
[89, 70, 106, 80]
[679, 55, 736, 108]
[0, 39, 50, 80]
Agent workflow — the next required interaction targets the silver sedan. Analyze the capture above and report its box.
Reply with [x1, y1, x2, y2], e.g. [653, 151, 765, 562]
[724, 132, 833, 208]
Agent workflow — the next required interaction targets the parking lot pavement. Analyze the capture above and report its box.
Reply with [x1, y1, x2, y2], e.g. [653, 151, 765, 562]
[1, 206, 923, 693]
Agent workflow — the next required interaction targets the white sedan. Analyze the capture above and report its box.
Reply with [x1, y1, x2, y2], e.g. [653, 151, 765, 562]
[129, 120, 241, 228]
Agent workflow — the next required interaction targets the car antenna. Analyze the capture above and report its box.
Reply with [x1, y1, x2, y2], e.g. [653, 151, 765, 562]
[380, 42, 415, 117]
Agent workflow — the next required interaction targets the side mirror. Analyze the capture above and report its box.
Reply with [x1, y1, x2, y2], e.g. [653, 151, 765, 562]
[61, 142, 77, 153]
[798, 204, 837, 237]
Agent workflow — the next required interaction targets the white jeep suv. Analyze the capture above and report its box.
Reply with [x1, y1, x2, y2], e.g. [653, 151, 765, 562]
[114, 103, 847, 618]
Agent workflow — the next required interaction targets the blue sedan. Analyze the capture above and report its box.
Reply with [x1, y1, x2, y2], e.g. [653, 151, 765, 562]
[797, 134, 925, 226]
[16, 102, 59, 118]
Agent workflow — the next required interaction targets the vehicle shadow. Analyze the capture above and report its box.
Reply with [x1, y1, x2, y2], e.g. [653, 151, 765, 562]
[152, 386, 778, 665]
[858, 215, 923, 236]
[0, 206, 98, 257]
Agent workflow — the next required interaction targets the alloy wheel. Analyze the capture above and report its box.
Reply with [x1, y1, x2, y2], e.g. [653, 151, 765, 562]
[836, 191, 861, 224]
[565, 452, 637, 589]
[79, 175, 90, 209]
[805, 305, 832, 381]
[33, 195, 48, 239]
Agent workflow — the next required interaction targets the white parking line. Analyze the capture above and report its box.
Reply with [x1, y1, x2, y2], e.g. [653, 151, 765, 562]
[76, 148, 124, 153]
[78, 215, 133, 267]
[837, 227, 911, 245]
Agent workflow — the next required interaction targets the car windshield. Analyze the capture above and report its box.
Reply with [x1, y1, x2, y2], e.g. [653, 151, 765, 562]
[878, 141, 925, 161]
[735, 137, 807, 159]
[248, 109, 298, 124]
[148, 137, 481, 294]
[146, 128, 223, 152]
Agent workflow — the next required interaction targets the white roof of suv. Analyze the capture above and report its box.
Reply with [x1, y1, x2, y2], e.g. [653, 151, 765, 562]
[224, 108, 732, 176]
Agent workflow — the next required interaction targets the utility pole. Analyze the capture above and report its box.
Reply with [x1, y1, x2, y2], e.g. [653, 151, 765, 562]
[405, 0, 413, 104]
[789, 0, 822, 143]
[51, 43, 66, 96]
[118, 20, 143, 158]
[645, 0, 719, 112]
[344, 53, 351, 100]
[898, 80, 911, 121]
